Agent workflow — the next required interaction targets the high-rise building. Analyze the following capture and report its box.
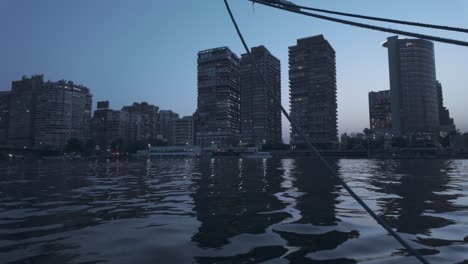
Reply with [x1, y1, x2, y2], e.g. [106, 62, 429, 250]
[8, 75, 43, 148]
[92, 102, 128, 151]
[34, 80, 92, 150]
[368, 90, 392, 134]
[436, 81, 456, 133]
[159, 110, 179, 145]
[126, 112, 144, 144]
[0, 91, 10, 145]
[383, 36, 439, 136]
[174, 116, 195, 146]
[289, 35, 338, 148]
[240, 46, 282, 146]
[122, 102, 160, 144]
[195, 47, 240, 148]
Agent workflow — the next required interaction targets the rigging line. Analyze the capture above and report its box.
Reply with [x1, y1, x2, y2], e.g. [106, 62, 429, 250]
[249, 0, 468, 47]
[257, 0, 468, 33]
[223, 1, 431, 263]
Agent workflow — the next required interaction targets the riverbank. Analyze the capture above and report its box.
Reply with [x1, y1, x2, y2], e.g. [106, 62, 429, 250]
[2, 148, 468, 161]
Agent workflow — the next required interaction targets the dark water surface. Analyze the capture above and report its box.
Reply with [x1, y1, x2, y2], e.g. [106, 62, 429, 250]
[0, 158, 467, 264]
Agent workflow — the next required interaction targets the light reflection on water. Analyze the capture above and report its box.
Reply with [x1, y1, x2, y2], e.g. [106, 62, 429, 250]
[0, 158, 467, 263]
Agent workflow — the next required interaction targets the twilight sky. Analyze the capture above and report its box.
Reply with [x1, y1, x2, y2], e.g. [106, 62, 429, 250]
[1, 0, 467, 142]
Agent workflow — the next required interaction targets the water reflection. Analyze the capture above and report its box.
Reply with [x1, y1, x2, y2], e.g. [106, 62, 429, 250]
[0, 159, 200, 263]
[369, 160, 462, 235]
[341, 159, 468, 262]
[0, 158, 467, 263]
[275, 159, 359, 263]
[191, 158, 288, 248]
[291, 159, 340, 226]
[192, 159, 360, 263]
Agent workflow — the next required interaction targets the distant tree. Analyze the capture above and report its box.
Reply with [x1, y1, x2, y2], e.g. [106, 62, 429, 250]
[262, 143, 273, 150]
[263, 143, 290, 151]
[278, 144, 290, 150]
[149, 139, 168, 147]
[83, 139, 97, 156]
[361, 130, 384, 150]
[439, 134, 450, 148]
[85, 139, 96, 150]
[126, 140, 148, 153]
[373, 136, 385, 149]
[110, 138, 124, 152]
[363, 128, 373, 137]
[349, 138, 365, 150]
[64, 138, 84, 153]
[391, 137, 407, 148]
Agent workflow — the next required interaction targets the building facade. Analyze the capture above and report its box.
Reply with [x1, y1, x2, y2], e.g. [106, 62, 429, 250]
[159, 110, 179, 145]
[195, 47, 241, 148]
[436, 81, 456, 134]
[368, 90, 392, 134]
[289, 35, 338, 148]
[174, 116, 195, 146]
[122, 102, 160, 144]
[92, 102, 128, 151]
[34, 80, 92, 150]
[8, 75, 43, 148]
[240, 46, 282, 146]
[0, 91, 10, 145]
[126, 112, 144, 144]
[384, 36, 439, 136]
[450, 133, 468, 153]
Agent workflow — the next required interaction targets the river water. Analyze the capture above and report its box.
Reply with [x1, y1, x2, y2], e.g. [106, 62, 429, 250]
[0, 158, 467, 264]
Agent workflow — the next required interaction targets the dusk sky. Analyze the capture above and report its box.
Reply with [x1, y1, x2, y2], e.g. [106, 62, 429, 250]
[1, 0, 467, 142]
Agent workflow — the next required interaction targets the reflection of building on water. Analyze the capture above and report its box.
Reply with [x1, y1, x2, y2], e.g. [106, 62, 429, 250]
[292, 159, 341, 226]
[370, 160, 460, 235]
[274, 229, 359, 263]
[191, 158, 358, 263]
[191, 158, 288, 248]
[195, 245, 288, 264]
[275, 159, 359, 263]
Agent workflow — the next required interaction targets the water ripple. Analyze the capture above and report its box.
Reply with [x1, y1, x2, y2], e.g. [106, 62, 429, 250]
[0, 158, 466, 263]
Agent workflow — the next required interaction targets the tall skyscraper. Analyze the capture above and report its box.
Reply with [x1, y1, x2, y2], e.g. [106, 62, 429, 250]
[436, 81, 456, 133]
[34, 80, 92, 150]
[159, 110, 179, 145]
[195, 47, 240, 148]
[289, 35, 338, 148]
[0, 91, 10, 145]
[383, 36, 439, 136]
[174, 116, 195, 146]
[240, 46, 282, 146]
[92, 102, 128, 151]
[8, 75, 43, 148]
[122, 102, 160, 144]
[368, 90, 392, 134]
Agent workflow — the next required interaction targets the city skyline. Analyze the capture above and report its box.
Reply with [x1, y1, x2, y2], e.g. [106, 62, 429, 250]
[1, 0, 468, 142]
[0, 33, 461, 148]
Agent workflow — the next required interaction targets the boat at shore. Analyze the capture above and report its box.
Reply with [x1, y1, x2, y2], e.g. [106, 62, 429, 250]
[148, 146, 202, 157]
[240, 151, 272, 159]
